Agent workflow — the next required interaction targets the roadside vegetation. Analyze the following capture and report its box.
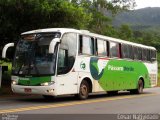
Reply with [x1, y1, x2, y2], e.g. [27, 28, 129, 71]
[0, 60, 12, 94]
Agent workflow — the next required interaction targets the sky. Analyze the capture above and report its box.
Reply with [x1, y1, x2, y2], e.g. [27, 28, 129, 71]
[135, 0, 160, 9]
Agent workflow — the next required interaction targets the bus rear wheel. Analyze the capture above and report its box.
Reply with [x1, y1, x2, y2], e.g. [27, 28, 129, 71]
[77, 80, 89, 100]
[130, 79, 144, 94]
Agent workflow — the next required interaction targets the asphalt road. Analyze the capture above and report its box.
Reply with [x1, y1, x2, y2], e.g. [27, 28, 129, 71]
[0, 87, 160, 120]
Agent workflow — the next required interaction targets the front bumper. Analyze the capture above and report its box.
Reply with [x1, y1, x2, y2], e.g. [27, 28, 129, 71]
[11, 85, 56, 96]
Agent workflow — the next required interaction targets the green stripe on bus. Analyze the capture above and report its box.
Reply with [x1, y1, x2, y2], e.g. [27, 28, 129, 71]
[18, 76, 51, 86]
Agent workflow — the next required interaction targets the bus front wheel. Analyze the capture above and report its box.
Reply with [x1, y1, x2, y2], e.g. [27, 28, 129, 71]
[77, 80, 89, 100]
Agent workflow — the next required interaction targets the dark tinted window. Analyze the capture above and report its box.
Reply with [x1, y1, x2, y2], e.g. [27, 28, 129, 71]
[110, 42, 119, 58]
[137, 47, 142, 60]
[146, 49, 150, 61]
[122, 44, 128, 58]
[121, 44, 133, 59]
[150, 50, 156, 62]
[128, 45, 133, 59]
[142, 49, 147, 61]
[133, 47, 138, 60]
[122, 44, 133, 59]
[133, 47, 142, 60]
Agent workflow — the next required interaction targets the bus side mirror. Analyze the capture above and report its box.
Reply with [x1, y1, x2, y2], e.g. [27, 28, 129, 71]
[2, 43, 14, 58]
[49, 38, 60, 54]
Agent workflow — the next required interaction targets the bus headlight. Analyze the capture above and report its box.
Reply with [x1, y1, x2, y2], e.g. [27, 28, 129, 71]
[12, 80, 18, 85]
[41, 81, 55, 86]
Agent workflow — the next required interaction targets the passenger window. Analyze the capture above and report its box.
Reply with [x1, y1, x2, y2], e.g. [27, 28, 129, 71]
[97, 39, 107, 56]
[122, 44, 129, 59]
[57, 49, 68, 74]
[133, 47, 139, 60]
[79, 35, 94, 55]
[150, 50, 156, 62]
[146, 49, 150, 61]
[110, 42, 119, 58]
[121, 44, 134, 59]
[128, 45, 133, 59]
[137, 47, 142, 60]
[142, 49, 147, 61]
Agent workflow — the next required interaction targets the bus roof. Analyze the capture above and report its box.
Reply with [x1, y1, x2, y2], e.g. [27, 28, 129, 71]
[21, 28, 156, 50]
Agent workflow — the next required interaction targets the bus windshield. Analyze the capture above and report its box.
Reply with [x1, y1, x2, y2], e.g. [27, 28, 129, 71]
[12, 32, 61, 76]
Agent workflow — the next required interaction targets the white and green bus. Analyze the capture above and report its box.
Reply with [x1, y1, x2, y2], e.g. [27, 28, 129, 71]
[2, 28, 157, 99]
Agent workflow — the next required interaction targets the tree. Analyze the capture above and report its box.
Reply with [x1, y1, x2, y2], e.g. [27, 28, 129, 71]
[118, 24, 133, 41]
[0, 0, 136, 52]
[70, 0, 136, 34]
[0, 0, 92, 47]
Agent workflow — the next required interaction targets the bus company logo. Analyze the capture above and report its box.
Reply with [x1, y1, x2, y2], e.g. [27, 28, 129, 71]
[108, 65, 134, 72]
[108, 65, 124, 71]
[80, 61, 86, 70]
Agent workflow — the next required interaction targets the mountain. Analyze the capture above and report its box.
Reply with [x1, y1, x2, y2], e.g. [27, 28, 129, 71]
[113, 7, 160, 30]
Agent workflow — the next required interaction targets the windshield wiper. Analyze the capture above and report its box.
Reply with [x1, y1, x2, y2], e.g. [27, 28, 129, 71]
[17, 63, 24, 75]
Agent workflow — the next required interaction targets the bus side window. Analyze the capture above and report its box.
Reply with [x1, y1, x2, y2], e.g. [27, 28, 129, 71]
[150, 50, 156, 62]
[97, 39, 107, 56]
[57, 33, 77, 75]
[147, 49, 151, 62]
[121, 44, 128, 59]
[79, 35, 94, 55]
[142, 49, 147, 61]
[121, 44, 133, 59]
[110, 42, 119, 58]
[128, 45, 133, 59]
[137, 47, 142, 60]
[133, 47, 138, 60]
[57, 49, 68, 74]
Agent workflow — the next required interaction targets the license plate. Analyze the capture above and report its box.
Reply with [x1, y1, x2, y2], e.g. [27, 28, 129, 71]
[24, 88, 32, 93]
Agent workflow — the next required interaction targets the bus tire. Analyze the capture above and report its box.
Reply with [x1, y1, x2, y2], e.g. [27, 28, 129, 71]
[130, 79, 144, 94]
[43, 95, 55, 100]
[77, 80, 89, 100]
